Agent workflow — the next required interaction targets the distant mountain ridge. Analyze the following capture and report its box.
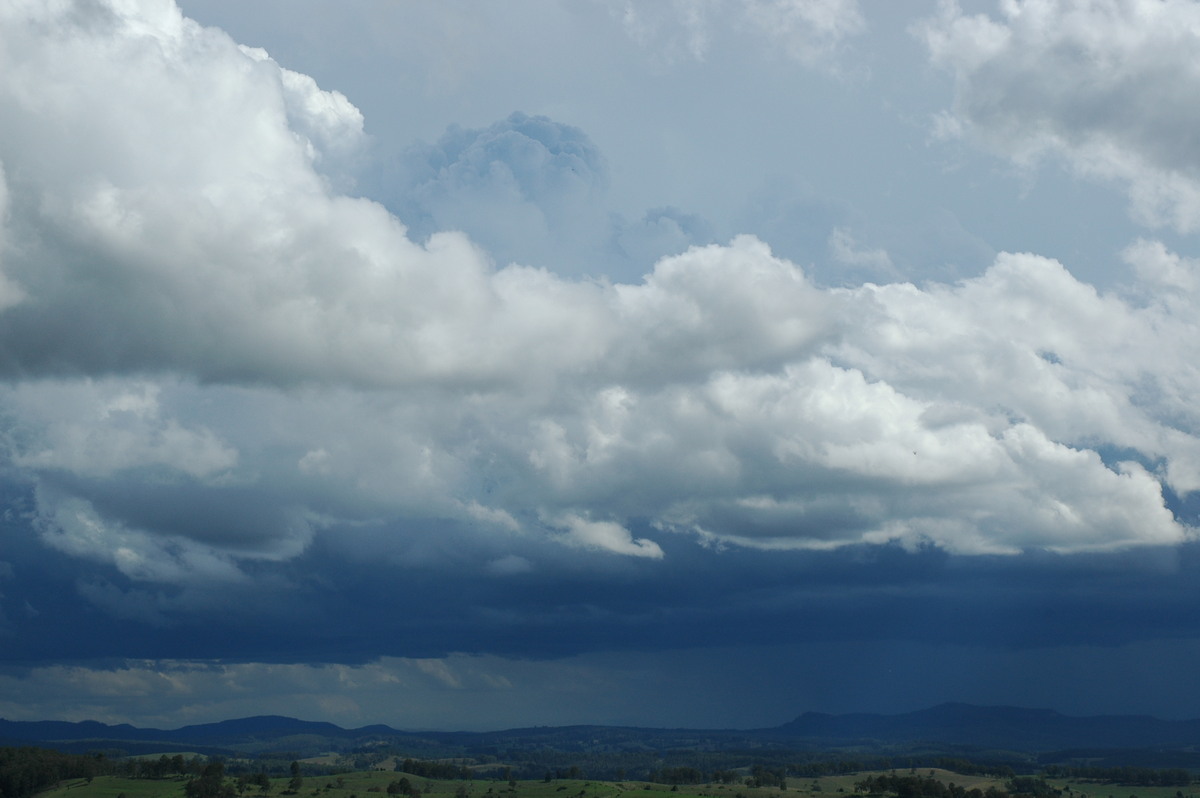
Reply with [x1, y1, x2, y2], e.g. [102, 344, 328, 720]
[0, 714, 398, 749]
[4, 703, 1200, 757]
[773, 702, 1200, 749]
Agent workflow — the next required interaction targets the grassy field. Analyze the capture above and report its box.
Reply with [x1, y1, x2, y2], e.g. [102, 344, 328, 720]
[38, 775, 190, 798]
[1053, 787, 1197, 798]
[32, 767, 1200, 798]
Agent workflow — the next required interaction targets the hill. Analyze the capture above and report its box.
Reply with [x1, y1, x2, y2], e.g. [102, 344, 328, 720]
[773, 702, 1200, 749]
[5, 704, 1200, 768]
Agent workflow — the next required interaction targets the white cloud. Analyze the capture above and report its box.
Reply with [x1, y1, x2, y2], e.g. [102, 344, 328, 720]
[412, 658, 463, 689]
[0, 162, 23, 312]
[921, 0, 1200, 232]
[613, 0, 719, 63]
[610, 0, 864, 66]
[9, 380, 237, 479]
[238, 45, 365, 187]
[553, 514, 665, 559]
[828, 226, 895, 274]
[2, 0, 1200, 588]
[1124, 237, 1200, 296]
[34, 489, 249, 584]
[739, 0, 865, 67]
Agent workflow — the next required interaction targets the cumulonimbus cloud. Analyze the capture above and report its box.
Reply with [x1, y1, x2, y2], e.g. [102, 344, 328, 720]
[0, 0, 1197, 595]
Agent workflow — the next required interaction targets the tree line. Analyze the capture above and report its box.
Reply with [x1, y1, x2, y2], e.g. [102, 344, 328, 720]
[0, 747, 298, 798]
[4, 744, 1194, 798]
[854, 773, 1061, 798]
[398, 760, 474, 781]
[1039, 766, 1193, 786]
[0, 747, 110, 798]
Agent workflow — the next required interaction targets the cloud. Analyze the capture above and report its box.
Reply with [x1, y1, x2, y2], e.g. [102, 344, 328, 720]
[921, 0, 1200, 232]
[611, 0, 865, 67]
[8, 633, 1200, 729]
[0, 163, 22, 312]
[1, 0, 1200, 641]
[612, 0, 720, 63]
[553, 514, 665, 559]
[381, 115, 719, 281]
[828, 226, 896, 275]
[33, 488, 257, 585]
[5, 0, 1200, 732]
[383, 111, 612, 276]
[10, 239, 1191, 579]
[612, 207, 718, 274]
[11, 381, 237, 479]
[739, 0, 866, 67]
[237, 45, 365, 190]
[486, 555, 533, 576]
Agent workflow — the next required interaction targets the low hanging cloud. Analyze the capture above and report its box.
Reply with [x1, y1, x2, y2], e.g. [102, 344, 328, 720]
[0, 0, 1199, 607]
[921, 0, 1200, 232]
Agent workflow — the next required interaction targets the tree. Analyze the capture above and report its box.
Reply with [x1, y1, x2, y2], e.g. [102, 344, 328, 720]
[287, 762, 303, 795]
[186, 760, 234, 798]
[387, 777, 415, 798]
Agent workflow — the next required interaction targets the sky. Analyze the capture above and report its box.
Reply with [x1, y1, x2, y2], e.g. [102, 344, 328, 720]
[3, 0, 1200, 732]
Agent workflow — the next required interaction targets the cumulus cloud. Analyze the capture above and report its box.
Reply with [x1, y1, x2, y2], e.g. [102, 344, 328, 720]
[2, 0, 1200, 614]
[921, 0, 1200, 232]
[238, 45, 365, 189]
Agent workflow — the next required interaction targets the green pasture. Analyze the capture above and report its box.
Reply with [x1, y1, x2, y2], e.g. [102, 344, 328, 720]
[37, 775, 189, 798]
[1050, 785, 1198, 798]
[32, 767, 1200, 798]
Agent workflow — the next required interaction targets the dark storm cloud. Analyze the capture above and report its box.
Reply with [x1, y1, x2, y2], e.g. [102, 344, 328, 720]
[6, 502, 1200, 668]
